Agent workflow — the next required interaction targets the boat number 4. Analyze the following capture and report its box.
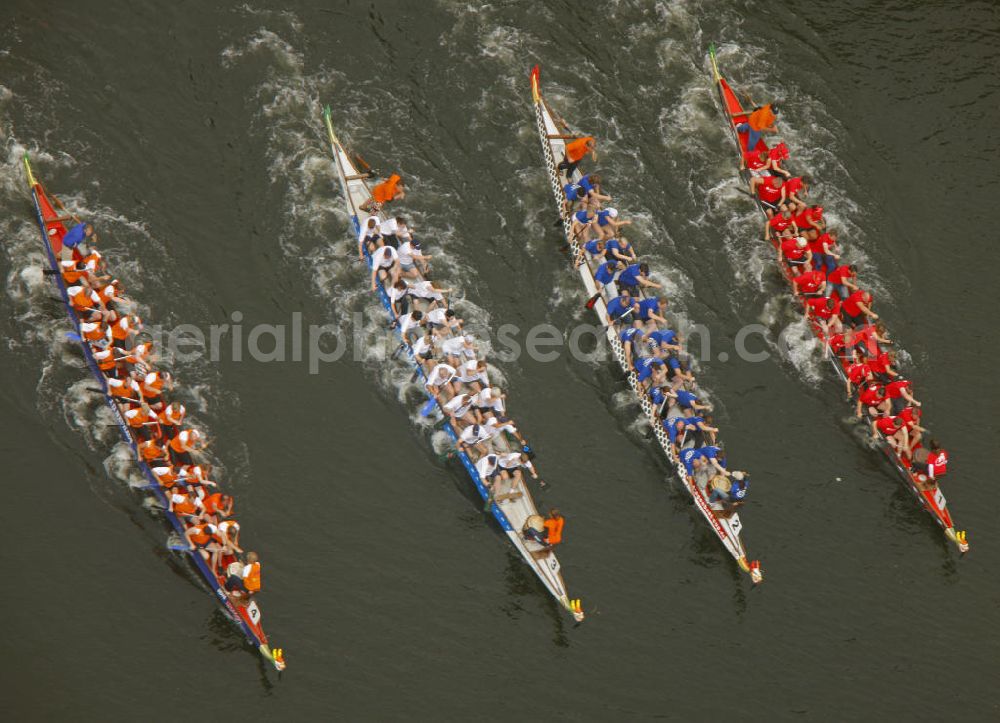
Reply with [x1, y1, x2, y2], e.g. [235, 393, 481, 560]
[246, 600, 261, 625]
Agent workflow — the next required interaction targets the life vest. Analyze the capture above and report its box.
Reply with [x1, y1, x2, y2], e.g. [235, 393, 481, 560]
[139, 439, 165, 462]
[80, 321, 105, 342]
[171, 492, 198, 516]
[218, 519, 239, 541]
[928, 450, 948, 479]
[158, 402, 186, 426]
[371, 174, 402, 203]
[111, 315, 134, 341]
[82, 251, 102, 272]
[189, 524, 218, 547]
[169, 429, 200, 454]
[124, 405, 154, 428]
[107, 376, 138, 399]
[203, 492, 226, 516]
[565, 136, 594, 164]
[243, 561, 261, 592]
[60, 259, 85, 283]
[68, 285, 97, 310]
[152, 466, 178, 487]
[142, 371, 166, 399]
[92, 347, 117, 372]
[748, 105, 776, 131]
[543, 515, 564, 545]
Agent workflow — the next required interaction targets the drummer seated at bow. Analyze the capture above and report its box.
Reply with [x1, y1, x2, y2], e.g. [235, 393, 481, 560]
[557, 135, 597, 180]
[706, 470, 749, 516]
[360, 173, 405, 212]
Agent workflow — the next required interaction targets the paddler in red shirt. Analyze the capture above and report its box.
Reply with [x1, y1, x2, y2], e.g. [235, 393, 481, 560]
[825, 262, 858, 298]
[780, 234, 811, 267]
[847, 359, 874, 398]
[872, 414, 909, 453]
[805, 295, 842, 338]
[885, 378, 920, 414]
[749, 175, 786, 213]
[765, 206, 797, 240]
[782, 175, 812, 213]
[792, 268, 826, 296]
[856, 380, 889, 418]
[742, 141, 792, 177]
[794, 205, 826, 233]
[840, 290, 878, 328]
[897, 406, 926, 455]
[866, 349, 897, 379]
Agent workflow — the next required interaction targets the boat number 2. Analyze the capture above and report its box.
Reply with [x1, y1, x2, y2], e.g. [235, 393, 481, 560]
[247, 601, 261, 625]
[729, 514, 742, 535]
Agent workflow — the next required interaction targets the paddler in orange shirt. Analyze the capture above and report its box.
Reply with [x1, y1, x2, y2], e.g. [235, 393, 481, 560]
[736, 103, 779, 153]
[557, 135, 596, 180]
[360, 173, 405, 212]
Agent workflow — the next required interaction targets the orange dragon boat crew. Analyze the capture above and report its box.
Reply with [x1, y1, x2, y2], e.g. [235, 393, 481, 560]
[360, 173, 405, 212]
[124, 402, 159, 440]
[138, 438, 167, 464]
[169, 428, 206, 466]
[59, 258, 87, 284]
[109, 313, 141, 345]
[140, 370, 171, 410]
[79, 320, 106, 343]
[185, 522, 223, 569]
[557, 135, 596, 180]
[157, 401, 186, 439]
[203, 492, 234, 520]
[218, 519, 242, 555]
[106, 375, 141, 401]
[67, 284, 104, 315]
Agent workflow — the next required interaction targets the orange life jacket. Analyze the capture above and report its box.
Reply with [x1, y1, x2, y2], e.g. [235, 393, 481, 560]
[68, 286, 97, 310]
[124, 405, 154, 428]
[169, 429, 199, 454]
[188, 524, 217, 547]
[543, 515, 564, 545]
[748, 105, 776, 131]
[243, 561, 261, 592]
[80, 321, 105, 342]
[152, 466, 178, 487]
[171, 493, 198, 516]
[111, 316, 134, 341]
[60, 260, 85, 284]
[82, 251, 102, 272]
[565, 136, 594, 164]
[158, 402, 185, 426]
[203, 492, 227, 516]
[139, 439, 165, 462]
[142, 371, 165, 398]
[93, 348, 116, 372]
[98, 284, 118, 306]
[371, 174, 402, 203]
[107, 377, 138, 399]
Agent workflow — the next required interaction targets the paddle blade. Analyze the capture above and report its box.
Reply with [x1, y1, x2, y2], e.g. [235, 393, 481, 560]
[65, 331, 82, 343]
[419, 398, 437, 417]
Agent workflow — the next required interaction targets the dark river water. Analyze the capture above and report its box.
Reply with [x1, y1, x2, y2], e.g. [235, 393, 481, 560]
[2, 1, 998, 720]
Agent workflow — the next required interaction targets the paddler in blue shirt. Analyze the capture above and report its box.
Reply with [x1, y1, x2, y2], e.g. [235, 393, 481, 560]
[605, 290, 638, 325]
[61, 221, 95, 258]
[617, 262, 661, 296]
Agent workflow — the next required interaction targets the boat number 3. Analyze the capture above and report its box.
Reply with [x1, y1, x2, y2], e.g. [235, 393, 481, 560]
[247, 601, 261, 625]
